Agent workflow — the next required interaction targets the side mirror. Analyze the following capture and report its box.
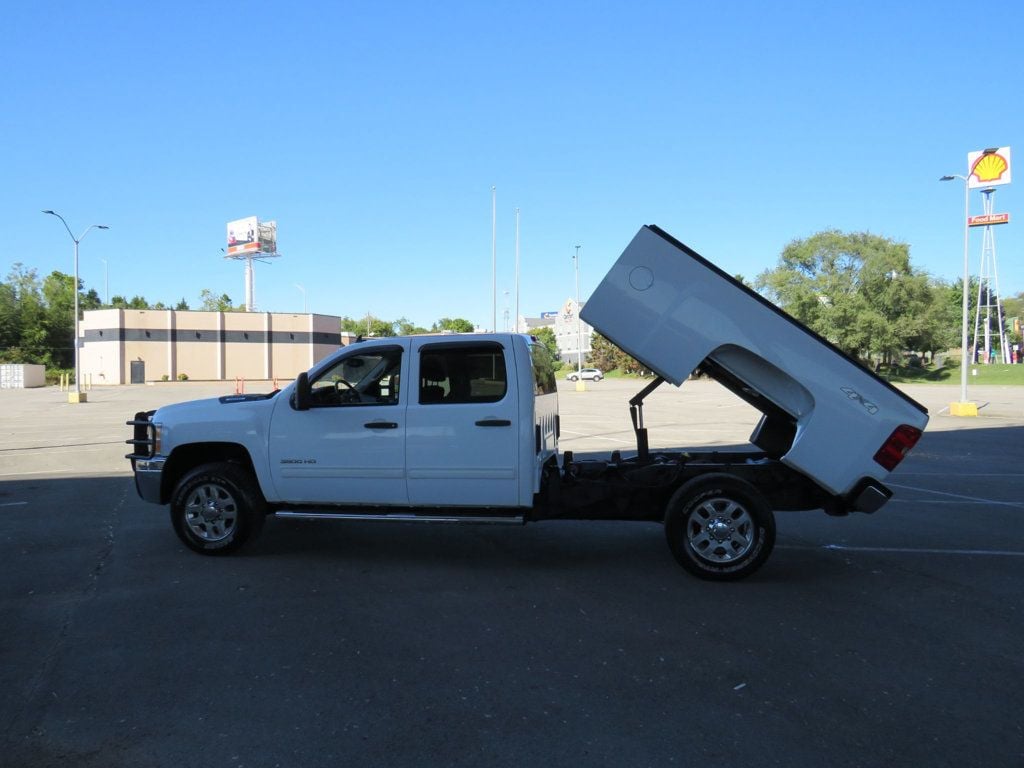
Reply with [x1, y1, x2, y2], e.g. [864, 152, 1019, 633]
[293, 371, 311, 411]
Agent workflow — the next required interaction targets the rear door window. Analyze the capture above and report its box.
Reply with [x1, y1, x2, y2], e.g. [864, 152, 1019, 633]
[419, 343, 507, 404]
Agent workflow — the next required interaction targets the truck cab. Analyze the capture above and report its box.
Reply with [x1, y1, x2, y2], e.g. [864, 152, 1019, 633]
[272, 334, 558, 508]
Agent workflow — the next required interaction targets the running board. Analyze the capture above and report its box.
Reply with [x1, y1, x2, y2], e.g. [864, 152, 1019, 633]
[275, 510, 525, 525]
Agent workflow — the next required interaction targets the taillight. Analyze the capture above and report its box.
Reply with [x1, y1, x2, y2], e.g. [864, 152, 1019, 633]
[873, 424, 922, 471]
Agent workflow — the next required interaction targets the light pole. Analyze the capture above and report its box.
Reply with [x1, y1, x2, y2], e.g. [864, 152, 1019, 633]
[939, 174, 971, 411]
[43, 210, 109, 403]
[100, 258, 109, 305]
[514, 207, 520, 333]
[574, 245, 583, 377]
[491, 186, 497, 332]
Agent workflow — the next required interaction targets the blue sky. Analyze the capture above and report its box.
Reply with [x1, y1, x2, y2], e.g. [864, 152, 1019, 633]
[3, 0, 1021, 330]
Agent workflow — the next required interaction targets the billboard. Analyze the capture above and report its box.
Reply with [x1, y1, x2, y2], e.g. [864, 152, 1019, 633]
[968, 147, 1012, 189]
[226, 216, 259, 256]
[258, 220, 277, 253]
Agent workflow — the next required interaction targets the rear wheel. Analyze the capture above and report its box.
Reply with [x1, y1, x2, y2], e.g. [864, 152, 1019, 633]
[664, 474, 775, 581]
[170, 462, 266, 554]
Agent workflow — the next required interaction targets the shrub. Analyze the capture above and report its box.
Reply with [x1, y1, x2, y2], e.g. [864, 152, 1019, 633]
[177, 373, 189, 381]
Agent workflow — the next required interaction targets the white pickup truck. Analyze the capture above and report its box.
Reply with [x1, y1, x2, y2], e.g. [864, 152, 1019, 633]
[127, 225, 929, 580]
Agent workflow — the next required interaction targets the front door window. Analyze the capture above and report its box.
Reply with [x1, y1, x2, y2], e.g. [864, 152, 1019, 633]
[309, 348, 402, 407]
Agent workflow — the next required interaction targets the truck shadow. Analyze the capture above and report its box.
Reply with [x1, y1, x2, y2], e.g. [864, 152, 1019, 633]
[2, 422, 1019, 583]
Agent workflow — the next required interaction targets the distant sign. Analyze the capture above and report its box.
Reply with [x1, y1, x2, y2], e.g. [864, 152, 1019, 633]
[226, 216, 259, 256]
[968, 147, 1012, 189]
[540, 311, 558, 319]
[258, 220, 277, 253]
[968, 213, 1010, 227]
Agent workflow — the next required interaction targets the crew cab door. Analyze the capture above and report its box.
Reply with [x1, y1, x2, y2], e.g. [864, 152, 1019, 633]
[406, 339, 519, 507]
[268, 343, 409, 505]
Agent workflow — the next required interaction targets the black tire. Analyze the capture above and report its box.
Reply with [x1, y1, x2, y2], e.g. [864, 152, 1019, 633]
[170, 462, 266, 555]
[664, 474, 775, 581]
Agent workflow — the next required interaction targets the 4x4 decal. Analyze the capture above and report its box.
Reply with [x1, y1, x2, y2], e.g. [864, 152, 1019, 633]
[841, 387, 878, 415]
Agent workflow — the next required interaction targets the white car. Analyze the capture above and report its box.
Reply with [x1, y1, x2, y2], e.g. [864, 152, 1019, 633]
[566, 368, 603, 381]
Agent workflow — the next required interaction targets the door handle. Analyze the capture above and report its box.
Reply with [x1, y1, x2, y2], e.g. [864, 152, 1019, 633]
[475, 419, 511, 427]
[364, 422, 399, 429]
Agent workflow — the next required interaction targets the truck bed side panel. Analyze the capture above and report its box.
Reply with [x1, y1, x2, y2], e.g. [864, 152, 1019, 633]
[581, 225, 929, 497]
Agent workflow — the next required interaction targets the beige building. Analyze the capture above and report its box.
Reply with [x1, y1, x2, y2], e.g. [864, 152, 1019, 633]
[521, 299, 594, 366]
[80, 309, 344, 384]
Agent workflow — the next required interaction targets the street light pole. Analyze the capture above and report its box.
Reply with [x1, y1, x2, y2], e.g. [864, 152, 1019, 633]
[514, 207, 520, 333]
[491, 186, 497, 332]
[574, 245, 582, 375]
[42, 211, 109, 403]
[101, 258, 108, 305]
[939, 174, 973, 413]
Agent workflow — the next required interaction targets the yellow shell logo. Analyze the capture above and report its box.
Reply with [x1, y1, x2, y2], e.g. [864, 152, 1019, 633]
[971, 152, 1009, 183]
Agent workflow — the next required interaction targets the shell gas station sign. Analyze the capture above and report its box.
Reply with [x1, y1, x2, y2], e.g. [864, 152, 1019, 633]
[968, 147, 1011, 189]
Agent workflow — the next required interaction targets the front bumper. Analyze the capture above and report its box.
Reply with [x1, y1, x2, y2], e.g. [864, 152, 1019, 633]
[132, 457, 165, 504]
[127, 410, 162, 503]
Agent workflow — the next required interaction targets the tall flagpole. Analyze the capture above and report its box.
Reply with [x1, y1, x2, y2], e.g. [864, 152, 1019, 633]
[491, 186, 497, 332]
[514, 207, 520, 333]
[574, 245, 582, 374]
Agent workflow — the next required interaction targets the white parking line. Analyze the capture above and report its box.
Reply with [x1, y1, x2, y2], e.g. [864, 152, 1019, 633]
[559, 432, 633, 445]
[0, 469, 131, 478]
[782, 544, 1024, 558]
[0, 501, 28, 507]
[888, 482, 1024, 509]
[896, 472, 1024, 478]
[889, 499, 1005, 505]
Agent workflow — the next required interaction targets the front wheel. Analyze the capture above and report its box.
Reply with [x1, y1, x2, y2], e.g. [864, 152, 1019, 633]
[664, 474, 775, 581]
[170, 462, 266, 555]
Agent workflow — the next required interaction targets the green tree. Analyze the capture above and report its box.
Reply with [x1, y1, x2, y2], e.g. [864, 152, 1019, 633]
[0, 279, 21, 361]
[175, 298, 190, 311]
[431, 317, 474, 333]
[198, 289, 237, 312]
[339, 315, 395, 337]
[533, 326, 560, 361]
[5, 265, 49, 365]
[82, 289, 102, 311]
[756, 230, 950, 364]
[1003, 291, 1024, 344]
[111, 294, 152, 310]
[589, 332, 648, 375]
[394, 317, 428, 335]
[927, 278, 971, 354]
[1003, 291, 1024, 325]
[41, 271, 78, 368]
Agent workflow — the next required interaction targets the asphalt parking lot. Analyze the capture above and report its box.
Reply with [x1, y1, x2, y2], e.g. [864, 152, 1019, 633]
[1, 378, 1022, 767]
